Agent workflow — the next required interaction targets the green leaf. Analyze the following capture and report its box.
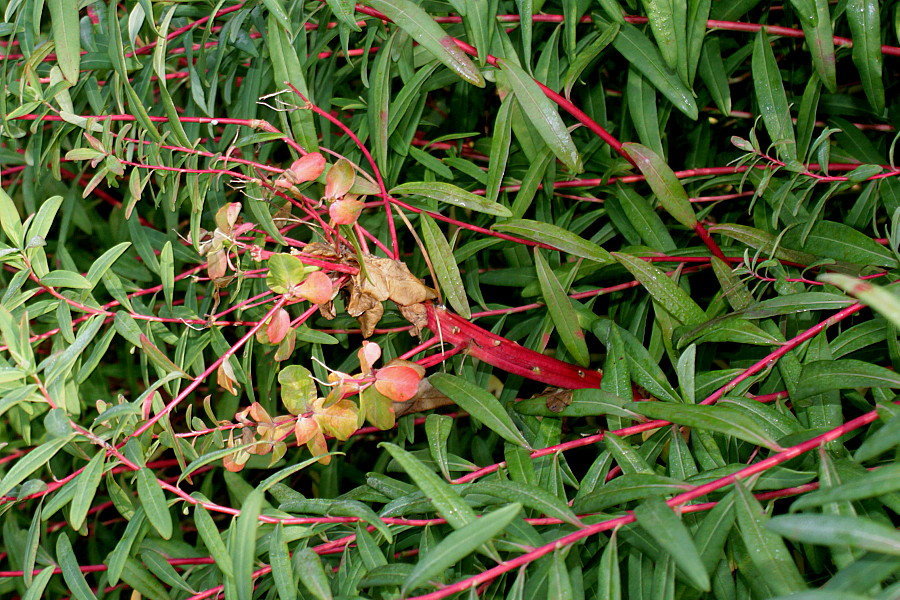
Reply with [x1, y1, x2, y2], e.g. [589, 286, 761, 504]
[40, 269, 92, 289]
[625, 401, 783, 451]
[380, 443, 477, 529]
[485, 94, 514, 204]
[279, 498, 392, 542]
[515, 388, 638, 419]
[597, 530, 622, 600]
[634, 498, 710, 591]
[472, 480, 583, 528]
[267, 253, 314, 296]
[783, 221, 898, 268]
[234, 490, 263, 600]
[425, 413, 453, 481]
[847, 0, 884, 113]
[69, 451, 105, 530]
[391, 181, 511, 216]
[612, 253, 707, 325]
[366, 0, 484, 87]
[421, 214, 470, 318]
[698, 37, 731, 116]
[623, 142, 698, 229]
[106, 509, 146, 585]
[734, 481, 807, 596]
[84, 242, 131, 288]
[564, 22, 620, 98]
[789, 0, 837, 92]
[429, 373, 531, 448]
[266, 14, 318, 151]
[57, 533, 98, 600]
[790, 464, 900, 511]
[24, 566, 55, 600]
[768, 514, 900, 556]
[279, 365, 317, 416]
[48, 0, 80, 83]
[573, 473, 691, 513]
[752, 30, 798, 163]
[498, 57, 583, 173]
[193, 503, 234, 578]
[608, 19, 698, 119]
[0, 187, 23, 246]
[294, 547, 333, 600]
[534, 249, 590, 366]
[492, 219, 613, 264]
[136, 467, 172, 539]
[594, 319, 682, 403]
[0, 434, 75, 500]
[402, 503, 522, 593]
[795, 359, 900, 400]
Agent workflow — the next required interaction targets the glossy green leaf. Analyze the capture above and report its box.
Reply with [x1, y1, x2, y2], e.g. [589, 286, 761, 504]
[402, 502, 522, 593]
[769, 514, 900, 556]
[789, 0, 837, 91]
[534, 249, 590, 366]
[752, 30, 798, 163]
[136, 467, 172, 539]
[69, 451, 105, 530]
[57, 533, 98, 600]
[0, 434, 75, 500]
[734, 481, 807, 596]
[783, 221, 898, 268]
[625, 401, 782, 451]
[367, 0, 484, 87]
[613, 253, 707, 325]
[429, 373, 531, 448]
[821, 274, 900, 328]
[193, 503, 234, 578]
[381, 442, 478, 529]
[796, 359, 900, 400]
[40, 270, 91, 289]
[623, 142, 697, 228]
[391, 181, 512, 216]
[698, 38, 731, 116]
[279, 497, 392, 542]
[790, 464, 900, 511]
[485, 94, 514, 204]
[421, 214, 470, 318]
[634, 497, 710, 591]
[296, 548, 333, 600]
[234, 490, 263, 600]
[608, 19, 698, 119]
[425, 413, 453, 481]
[48, 0, 80, 83]
[498, 57, 583, 173]
[473, 480, 583, 528]
[493, 218, 613, 264]
[573, 473, 691, 513]
[847, 0, 884, 113]
[564, 22, 619, 98]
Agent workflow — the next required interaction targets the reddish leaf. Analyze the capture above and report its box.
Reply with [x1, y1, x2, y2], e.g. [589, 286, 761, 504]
[374, 363, 424, 402]
[217, 359, 239, 395]
[294, 416, 319, 446]
[325, 158, 356, 199]
[329, 196, 365, 225]
[294, 271, 334, 305]
[358, 341, 382, 375]
[275, 152, 325, 188]
[266, 308, 291, 345]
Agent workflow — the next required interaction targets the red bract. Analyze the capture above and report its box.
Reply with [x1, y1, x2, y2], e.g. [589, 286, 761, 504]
[274, 152, 325, 187]
[329, 196, 365, 224]
[374, 361, 425, 402]
[294, 271, 333, 305]
[266, 307, 291, 344]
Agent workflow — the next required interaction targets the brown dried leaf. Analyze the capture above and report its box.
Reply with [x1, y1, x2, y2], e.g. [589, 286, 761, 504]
[217, 359, 239, 395]
[398, 303, 429, 337]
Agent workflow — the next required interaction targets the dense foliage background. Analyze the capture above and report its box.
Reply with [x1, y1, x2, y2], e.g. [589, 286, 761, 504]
[2, 0, 900, 598]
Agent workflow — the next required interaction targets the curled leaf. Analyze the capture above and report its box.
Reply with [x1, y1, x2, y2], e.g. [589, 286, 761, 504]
[325, 158, 355, 199]
[275, 152, 326, 188]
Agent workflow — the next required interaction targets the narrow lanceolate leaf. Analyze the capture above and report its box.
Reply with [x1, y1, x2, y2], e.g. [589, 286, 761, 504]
[136, 467, 172, 539]
[768, 515, 900, 556]
[24, 566, 55, 600]
[623, 142, 697, 228]
[233, 490, 263, 600]
[381, 443, 477, 529]
[472, 480, 584, 528]
[57, 534, 98, 600]
[698, 37, 731, 116]
[69, 452, 105, 531]
[194, 503, 234, 578]
[564, 22, 620, 98]
[421, 214, 470, 318]
[497, 57, 583, 173]
[789, 0, 837, 92]
[598, 530, 622, 600]
[391, 181, 512, 217]
[820, 274, 900, 328]
[366, 0, 485, 87]
[612, 253, 707, 325]
[48, 0, 80, 83]
[485, 94, 514, 204]
[790, 464, 900, 511]
[642, 0, 678, 71]
[795, 359, 900, 400]
[534, 249, 590, 366]
[625, 401, 782, 450]
[493, 219, 613, 264]
[0, 434, 75, 500]
[846, 0, 884, 113]
[429, 373, 531, 448]
[609, 20, 698, 119]
[402, 503, 522, 594]
[752, 30, 797, 163]
[295, 548, 333, 600]
[734, 482, 807, 596]
[634, 498, 710, 591]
